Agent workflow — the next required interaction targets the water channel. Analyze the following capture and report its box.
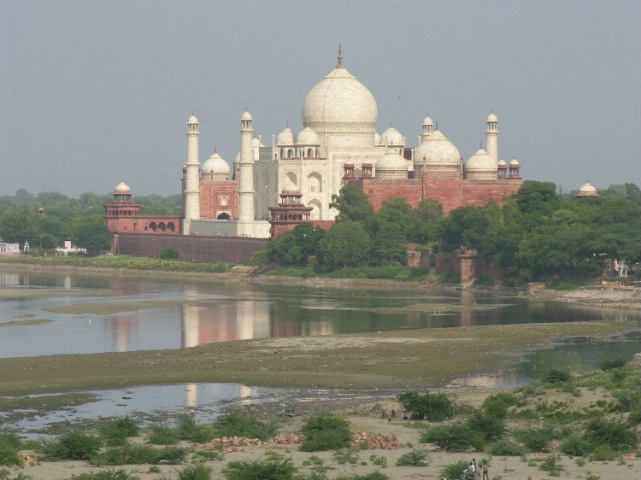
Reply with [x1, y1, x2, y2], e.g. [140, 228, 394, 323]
[1, 268, 639, 435]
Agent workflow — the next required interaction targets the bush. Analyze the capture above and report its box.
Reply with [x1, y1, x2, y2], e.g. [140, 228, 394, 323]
[40, 431, 102, 460]
[213, 413, 277, 441]
[560, 433, 594, 457]
[586, 418, 639, 452]
[481, 393, 517, 419]
[599, 358, 626, 371]
[159, 248, 179, 260]
[539, 455, 564, 477]
[0, 433, 23, 467]
[395, 449, 430, 467]
[512, 427, 555, 453]
[489, 438, 525, 456]
[147, 423, 179, 445]
[542, 369, 571, 384]
[178, 463, 213, 480]
[466, 411, 505, 442]
[397, 392, 454, 421]
[299, 413, 352, 452]
[177, 414, 215, 443]
[90, 445, 186, 466]
[440, 459, 470, 480]
[224, 453, 297, 480]
[100, 417, 140, 446]
[69, 470, 141, 480]
[335, 473, 389, 480]
[420, 424, 483, 452]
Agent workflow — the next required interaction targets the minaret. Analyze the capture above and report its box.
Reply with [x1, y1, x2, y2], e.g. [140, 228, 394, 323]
[183, 114, 200, 235]
[485, 112, 498, 162]
[238, 110, 255, 222]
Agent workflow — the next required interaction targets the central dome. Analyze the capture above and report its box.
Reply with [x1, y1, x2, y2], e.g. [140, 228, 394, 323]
[302, 58, 377, 150]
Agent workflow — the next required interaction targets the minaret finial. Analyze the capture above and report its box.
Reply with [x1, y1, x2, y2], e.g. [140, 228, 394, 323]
[337, 44, 342, 67]
[435, 120, 439, 130]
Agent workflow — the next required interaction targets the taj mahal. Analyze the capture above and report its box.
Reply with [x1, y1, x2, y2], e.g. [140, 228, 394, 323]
[105, 49, 521, 240]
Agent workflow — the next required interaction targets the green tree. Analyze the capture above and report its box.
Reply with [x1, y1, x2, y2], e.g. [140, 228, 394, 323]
[72, 215, 112, 255]
[514, 180, 560, 216]
[330, 184, 375, 231]
[318, 221, 372, 269]
[266, 223, 325, 267]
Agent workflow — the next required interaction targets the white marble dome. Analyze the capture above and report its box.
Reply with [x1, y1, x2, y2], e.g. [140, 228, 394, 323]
[114, 181, 131, 193]
[578, 182, 597, 195]
[466, 148, 496, 172]
[380, 127, 404, 146]
[241, 111, 253, 121]
[376, 148, 407, 171]
[187, 115, 199, 125]
[414, 130, 461, 166]
[487, 112, 498, 122]
[296, 127, 320, 145]
[302, 64, 377, 131]
[202, 153, 230, 176]
[497, 159, 507, 167]
[509, 158, 520, 166]
[277, 127, 295, 146]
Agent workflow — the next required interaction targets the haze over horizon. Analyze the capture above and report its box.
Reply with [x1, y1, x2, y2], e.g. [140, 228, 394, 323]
[1, 1, 639, 198]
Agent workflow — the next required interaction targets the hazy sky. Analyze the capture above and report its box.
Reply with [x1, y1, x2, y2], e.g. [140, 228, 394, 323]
[1, 1, 639, 198]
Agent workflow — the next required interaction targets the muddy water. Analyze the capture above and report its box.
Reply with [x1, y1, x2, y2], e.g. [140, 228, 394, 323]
[1, 268, 639, 436]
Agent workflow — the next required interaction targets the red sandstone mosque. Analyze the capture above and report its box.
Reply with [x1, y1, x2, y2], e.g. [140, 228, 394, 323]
[105, 49, 522, 239]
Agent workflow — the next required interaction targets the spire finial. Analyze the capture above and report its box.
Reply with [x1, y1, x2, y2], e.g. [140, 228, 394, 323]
[435, 120, 439, 130]
[337, 44, 343, 67]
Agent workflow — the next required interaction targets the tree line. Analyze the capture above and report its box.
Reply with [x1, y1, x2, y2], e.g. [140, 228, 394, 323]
[266, 182, 641, 282]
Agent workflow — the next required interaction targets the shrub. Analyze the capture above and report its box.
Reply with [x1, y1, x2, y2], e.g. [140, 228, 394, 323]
[420, 424, 483, 452]
[69, 470, 141, 480]
[599, 358, 626, 371]
[40, 431, 102, 460]
[542, 369, 571, 384]
[512, 427, 555, 453]
[335, 473, 390, 480]
[100, 417, 140, 446]
[0, 433, 23, 467]
[147, 423, 179, 445]
[397, 392, 454, 421]
[213, 413, 277, 441]
[299, 413, 352, 452]
[369, 454, 387, 467]
[489, 438, 525, 456]
[466, 411, 505, 442]
[585, 418, 639, 452]
[177, 414, 215, 443]
[560, 433, 593, 457]
[332, 449, 360, 465]
[539, 455, 564, 477]
[159, 248, 179, 261]
[90, 445, 186, 466]
[178, 463, 213, 480]
[440, 459, 470, 480]
[395, 449, 430, 467]
[224, 453, 297, 480]
[481, 393, 517, 419]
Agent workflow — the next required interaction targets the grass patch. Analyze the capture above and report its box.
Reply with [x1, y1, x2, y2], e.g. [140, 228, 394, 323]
[90, 445, 186, 466]
[224, 452, 296, 480]
[212, 412, 277, 441]
[440, 459, 470, 480]
[100, 416, 140, 446]
[0, 432, 23, 467]
[67, 470, 141, 480]
[395, 449, 430, 467]
[39, 430, 102, 460]
[420, 424, 483, 452]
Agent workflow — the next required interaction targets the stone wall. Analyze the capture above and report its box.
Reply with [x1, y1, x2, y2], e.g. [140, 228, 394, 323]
[113, 234, 268, 264]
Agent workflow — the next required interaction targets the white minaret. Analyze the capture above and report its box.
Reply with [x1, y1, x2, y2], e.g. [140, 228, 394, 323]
[183, 115, 201, 235]
[485, 112, 498, 162]
[238, 111, 255, 222]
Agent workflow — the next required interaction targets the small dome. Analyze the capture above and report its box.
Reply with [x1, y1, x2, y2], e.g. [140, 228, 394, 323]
[114, 181, 131, 193]
[296, 127, 320, 145]
[380, 127, 404, 146]
[579, 182, 597, 194]
[487, 112, 498, 123]
[509, 158, 520, 166]
[414, 130, 461, 166]
[466, 148, 497, 171]
[497, 159, 507, 167]
[201, 153, 230, 175]
[187, 115, 199, 124]
[241, 111, 253, 121]
[376, 148, 407, 171]
[423, 116, 433, 126]
[282, 180, 300, 195]
[277, 127, 295, 146]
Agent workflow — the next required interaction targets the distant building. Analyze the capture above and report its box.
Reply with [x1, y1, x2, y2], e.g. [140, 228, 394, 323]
[576, 182, 599, 197]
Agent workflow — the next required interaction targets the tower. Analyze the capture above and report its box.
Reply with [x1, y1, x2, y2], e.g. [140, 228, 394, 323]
[238, 111, 255, 223]
[183, 115, 201, 235]
[485, 112, 498, 162]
